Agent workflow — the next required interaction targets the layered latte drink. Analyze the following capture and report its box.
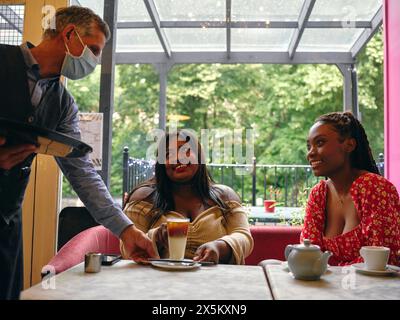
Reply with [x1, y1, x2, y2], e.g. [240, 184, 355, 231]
[167, 218, 190, 260]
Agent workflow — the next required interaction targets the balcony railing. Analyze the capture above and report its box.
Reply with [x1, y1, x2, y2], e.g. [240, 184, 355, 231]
[208, 161, 319, 207]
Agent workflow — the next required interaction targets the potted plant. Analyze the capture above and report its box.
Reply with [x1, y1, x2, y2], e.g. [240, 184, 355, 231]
[264, 186, 280, 213]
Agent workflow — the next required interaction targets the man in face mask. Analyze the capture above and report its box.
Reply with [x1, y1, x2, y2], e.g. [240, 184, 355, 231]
[61, 28, 100, 80]
[0, 6, 157, 300]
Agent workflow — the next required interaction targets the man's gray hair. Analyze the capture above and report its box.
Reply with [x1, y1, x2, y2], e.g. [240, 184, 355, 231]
[43, 6, 110, 41]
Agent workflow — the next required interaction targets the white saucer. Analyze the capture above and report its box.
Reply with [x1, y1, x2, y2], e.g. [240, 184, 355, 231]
[281, 261, 332, 275]
[352, 263, 400, 276]
[282, 261, 290, 272]
[150, 260, 201, 271]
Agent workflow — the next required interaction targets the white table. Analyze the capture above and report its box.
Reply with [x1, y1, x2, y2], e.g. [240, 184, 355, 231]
[249, 206, 301, 225]
[263, 264, 400, 300]
[21, 260, 272, 300]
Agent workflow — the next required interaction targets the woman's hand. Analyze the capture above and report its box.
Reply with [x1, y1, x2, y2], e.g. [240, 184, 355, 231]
[193, 241, 220, 264]
[154, 223, 168, 251]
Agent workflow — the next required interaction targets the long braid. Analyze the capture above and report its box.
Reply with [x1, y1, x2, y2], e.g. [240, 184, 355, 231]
[348, 114, 380, 174]
[316, 111, 380, 175]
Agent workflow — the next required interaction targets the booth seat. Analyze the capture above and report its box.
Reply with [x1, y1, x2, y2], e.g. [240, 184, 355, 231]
[245, 226, 302, 265]
[42, 225, 302, 274]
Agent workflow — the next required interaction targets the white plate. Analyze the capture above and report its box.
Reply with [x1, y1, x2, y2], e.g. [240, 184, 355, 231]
[352, 263, 400, 276]
[150, 260, 201, 271]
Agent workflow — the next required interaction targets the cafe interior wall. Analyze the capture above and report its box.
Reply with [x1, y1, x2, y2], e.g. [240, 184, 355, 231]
[0, 0, 67, 288]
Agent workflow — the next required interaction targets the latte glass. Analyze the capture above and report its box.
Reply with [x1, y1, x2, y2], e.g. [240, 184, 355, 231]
[167, 218, 190, 260]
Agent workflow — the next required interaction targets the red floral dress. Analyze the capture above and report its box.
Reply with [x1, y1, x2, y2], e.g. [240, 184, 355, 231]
[301, 173, 400, 266]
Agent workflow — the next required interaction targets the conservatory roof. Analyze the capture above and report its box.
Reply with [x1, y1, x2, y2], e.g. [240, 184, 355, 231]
[70, 0, 382, 64]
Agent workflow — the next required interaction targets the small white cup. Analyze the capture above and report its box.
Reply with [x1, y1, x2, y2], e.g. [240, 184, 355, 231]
[359, 246, 390, 271]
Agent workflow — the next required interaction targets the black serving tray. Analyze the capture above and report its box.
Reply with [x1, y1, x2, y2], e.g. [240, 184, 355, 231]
[0, 117, 92, 158]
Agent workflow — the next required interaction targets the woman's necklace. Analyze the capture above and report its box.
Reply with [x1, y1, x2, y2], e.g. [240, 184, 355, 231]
[330, 183, 347, 206]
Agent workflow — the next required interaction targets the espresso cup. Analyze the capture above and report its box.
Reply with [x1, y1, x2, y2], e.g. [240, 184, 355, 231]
[167, 218, 190, 260]
[359, 246, 390, 271]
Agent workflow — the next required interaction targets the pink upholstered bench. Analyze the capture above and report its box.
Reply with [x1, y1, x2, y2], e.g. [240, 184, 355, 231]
[42, 226, 120, 275]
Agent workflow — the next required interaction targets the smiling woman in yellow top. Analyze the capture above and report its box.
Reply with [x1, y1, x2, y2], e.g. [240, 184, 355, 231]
[121, 130, 253, 264]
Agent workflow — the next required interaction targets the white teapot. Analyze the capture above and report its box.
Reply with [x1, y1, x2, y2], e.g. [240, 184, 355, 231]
[285, 239, 332, 280]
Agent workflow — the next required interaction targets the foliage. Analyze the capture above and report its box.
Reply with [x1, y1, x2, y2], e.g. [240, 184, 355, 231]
[64, 31, 384, 200]
[278, 186, 310, 226]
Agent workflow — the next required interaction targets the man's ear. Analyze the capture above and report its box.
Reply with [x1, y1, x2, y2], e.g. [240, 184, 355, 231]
[344, 138, 357, 153]
[61, 24, 75, 42]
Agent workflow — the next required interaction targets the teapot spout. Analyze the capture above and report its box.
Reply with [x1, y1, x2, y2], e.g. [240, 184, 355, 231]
[313, 251, 332, 275]
[322, 251, 332, 265]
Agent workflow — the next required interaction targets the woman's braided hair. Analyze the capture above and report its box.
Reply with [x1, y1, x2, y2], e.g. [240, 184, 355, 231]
[316, 111, 380, 175]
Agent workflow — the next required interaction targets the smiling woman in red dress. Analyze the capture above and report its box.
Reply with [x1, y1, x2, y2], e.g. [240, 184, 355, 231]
[301, 112, 400, 266]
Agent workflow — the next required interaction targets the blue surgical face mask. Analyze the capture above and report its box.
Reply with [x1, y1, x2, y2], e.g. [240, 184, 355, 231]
[61, 30, 99, 80]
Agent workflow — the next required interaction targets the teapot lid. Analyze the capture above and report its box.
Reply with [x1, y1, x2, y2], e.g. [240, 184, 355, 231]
[293, 239, 320, 251]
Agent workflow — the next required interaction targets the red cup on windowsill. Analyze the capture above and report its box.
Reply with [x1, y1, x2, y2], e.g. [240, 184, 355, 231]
[264, 200, 276, 213]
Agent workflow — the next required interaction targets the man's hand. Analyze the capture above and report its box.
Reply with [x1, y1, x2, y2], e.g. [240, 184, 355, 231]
[0, 136, 37, 170]
[120, 225, 158, 262]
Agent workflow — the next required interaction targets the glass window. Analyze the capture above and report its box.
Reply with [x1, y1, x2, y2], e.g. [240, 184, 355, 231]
[74, 0, 104, 19]
[232, 28, 293, 51]
[309, 0, 381, 21]
[116, 29, 163, 52]
[0, 5, 24, 45]
[164, 28, 225, 51]
[117, 0, 150, 22]
[232, 0, 304, 21]
[297, 28, 364, 52]
[8, 5, 24, 18]
[154, 0, 225, 21]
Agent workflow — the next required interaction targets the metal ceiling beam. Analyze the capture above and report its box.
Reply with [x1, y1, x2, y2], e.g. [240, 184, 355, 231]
[116, 20, 371, 29]
[143, 0, 171, 58]
[117, 21, 154, 28]
[226, 0, 231, 59]
[351, 6, 383, 58]
[307, 21, 371, 28]
[0, 5, 23, 34]
[288, 0, 316, 59]
[116, 51, 355, 65]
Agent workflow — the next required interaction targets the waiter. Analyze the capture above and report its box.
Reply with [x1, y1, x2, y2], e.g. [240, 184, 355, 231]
[0, 6, 156, 299]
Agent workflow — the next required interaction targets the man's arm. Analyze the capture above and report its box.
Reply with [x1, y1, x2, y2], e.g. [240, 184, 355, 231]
[54, 96, 156, 259]
[55, 155, 132, 237]
[55, 97, 131, 236]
